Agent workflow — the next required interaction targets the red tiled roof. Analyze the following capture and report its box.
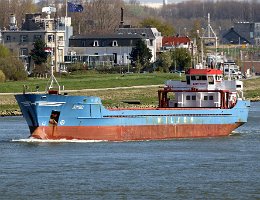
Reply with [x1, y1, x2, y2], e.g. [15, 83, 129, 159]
[162, 36, 191, 46]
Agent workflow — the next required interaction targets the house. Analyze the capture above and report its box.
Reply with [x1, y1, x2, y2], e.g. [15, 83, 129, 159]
[162, 36, 191, 50]
[221, 22, 260, 46]
[1, 9, 73, 73]
[67, 34, 143, 67]
[222, 27, 251, 45]
[116, 27, 162, 62]
[66, 27, 162, 68]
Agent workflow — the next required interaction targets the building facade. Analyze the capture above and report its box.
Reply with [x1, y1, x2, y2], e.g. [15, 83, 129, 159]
[1, 10, 73, 73]
[222, 22, 260, 46]
[116, 27, 162, 62]
[67, 34, 143, 68]
[66, 27, 162, 68]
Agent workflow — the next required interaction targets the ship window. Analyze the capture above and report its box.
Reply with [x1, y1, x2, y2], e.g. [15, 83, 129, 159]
[216, 76, 222, 81]
[209, 95, 214, 100]
[201, 75, 207, 80]
[191, 76, 196, 80]
[208, 76, 214, 84]
[186, 76, 190, 85]
[204, 96, 208, 100]
[192, 95, 196, 100]
[194, 75, 207, 80]
[186, 95, 190, 100]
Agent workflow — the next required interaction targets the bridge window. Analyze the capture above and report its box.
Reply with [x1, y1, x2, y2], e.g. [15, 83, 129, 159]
[186, 76, 190, 85]
[186, 95, 190, 100]
[204, 96, 208, 100]
[208, 76, 214, 84]
[191, 75, 207, 80]
[209, 95, 214, 100]
[192, 95, 196, 100]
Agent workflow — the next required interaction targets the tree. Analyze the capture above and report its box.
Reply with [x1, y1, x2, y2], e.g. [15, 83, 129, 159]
[157, 51, 172, 72]
[170, 48, 191, 71]
[129, 39, 152, 70]
[68, 0, 124, 35]
[30, 39, 48, 65]
[0, 44, 10, 58]
[140, 17, 175, 36]
[0, 44, 27, 81]
[0, 70, 5, 82]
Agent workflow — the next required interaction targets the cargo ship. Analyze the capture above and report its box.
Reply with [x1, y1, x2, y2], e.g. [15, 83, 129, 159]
[15, 68, 250, 141]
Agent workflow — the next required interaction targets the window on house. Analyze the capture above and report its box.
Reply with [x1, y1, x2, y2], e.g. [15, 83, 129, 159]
[20, 48, 28, 56]
[186, 95, 190, 100]
[112, 40, 118, 46]
[149, 39, 153, 46]
[48, 35, 54, 42]
[34, 35, 42, 41]
[93, 40, 99, 47]
[20, 35, 28, 42]
[6, 35, 11, 42]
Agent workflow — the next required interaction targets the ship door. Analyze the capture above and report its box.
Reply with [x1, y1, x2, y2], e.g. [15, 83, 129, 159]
[49, 110, 60, 126]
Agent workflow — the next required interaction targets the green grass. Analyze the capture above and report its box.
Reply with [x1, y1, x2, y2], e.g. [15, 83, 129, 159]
[0, 72, 183, 93]
[243, 77, 260, 100]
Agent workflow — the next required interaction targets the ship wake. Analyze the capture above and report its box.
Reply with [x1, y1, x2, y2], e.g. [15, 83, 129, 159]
[12, 138, 107, 143]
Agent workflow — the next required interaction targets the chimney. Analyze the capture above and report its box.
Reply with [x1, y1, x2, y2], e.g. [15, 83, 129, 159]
[120, 7, 124, 28]
[9, 14, 18, 31]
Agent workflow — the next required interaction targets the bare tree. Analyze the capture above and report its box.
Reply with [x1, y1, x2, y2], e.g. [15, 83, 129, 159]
[0, 0, 37, 29]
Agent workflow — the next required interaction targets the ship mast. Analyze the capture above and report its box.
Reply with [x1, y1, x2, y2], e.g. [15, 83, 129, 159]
[200, 13, 218, 68]
[42, 6, 61, 94]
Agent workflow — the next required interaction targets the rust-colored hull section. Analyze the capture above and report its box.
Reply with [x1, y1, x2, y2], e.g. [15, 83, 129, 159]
[30, 123, 243, 141]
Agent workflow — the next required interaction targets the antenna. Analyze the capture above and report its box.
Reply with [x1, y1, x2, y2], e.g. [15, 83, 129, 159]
[42, 6, 56, 16]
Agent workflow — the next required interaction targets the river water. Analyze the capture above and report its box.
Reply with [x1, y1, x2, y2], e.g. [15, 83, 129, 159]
[0, 102, 259, 199]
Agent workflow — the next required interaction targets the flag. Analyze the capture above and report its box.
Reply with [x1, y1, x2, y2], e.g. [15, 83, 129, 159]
[68, 2, 83, 13]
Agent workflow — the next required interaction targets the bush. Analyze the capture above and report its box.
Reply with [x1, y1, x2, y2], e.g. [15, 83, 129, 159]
[67, 63, 85, 72]
[0, 57, 27, 81]
[0, 70, 5, 82]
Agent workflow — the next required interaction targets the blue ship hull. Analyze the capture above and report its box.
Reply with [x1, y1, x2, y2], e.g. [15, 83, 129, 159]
[15, 94, 250, 141]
